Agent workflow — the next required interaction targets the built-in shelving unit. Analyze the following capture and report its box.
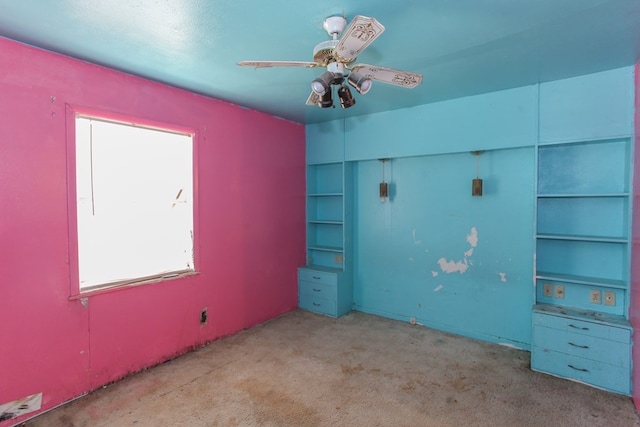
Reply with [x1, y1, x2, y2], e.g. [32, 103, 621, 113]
[299, 157, 353, 318]
[534, 138, 631, 316]
[532, 137, 632, 395]
[306, 162, 345, 269]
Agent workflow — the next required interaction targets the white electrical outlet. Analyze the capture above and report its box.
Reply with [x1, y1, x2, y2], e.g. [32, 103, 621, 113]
[554, 285, 565, 299]
[543, 283, 552, 297]
[590, 290, 602, 304]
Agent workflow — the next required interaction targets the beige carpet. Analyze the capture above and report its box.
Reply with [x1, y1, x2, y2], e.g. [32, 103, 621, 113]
[26, 310, 639, 426]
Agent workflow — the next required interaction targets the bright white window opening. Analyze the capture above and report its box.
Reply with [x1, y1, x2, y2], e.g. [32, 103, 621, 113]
[75, 117, 194, 291]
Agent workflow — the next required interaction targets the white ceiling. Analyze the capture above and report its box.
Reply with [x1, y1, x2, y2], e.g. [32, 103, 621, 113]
[0, 0, 639, 123]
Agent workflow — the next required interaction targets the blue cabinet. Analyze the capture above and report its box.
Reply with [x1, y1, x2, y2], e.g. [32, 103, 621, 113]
[298, 266, 352, 317]
[533, 138, 632, 394]
[532, 305, 631, 395]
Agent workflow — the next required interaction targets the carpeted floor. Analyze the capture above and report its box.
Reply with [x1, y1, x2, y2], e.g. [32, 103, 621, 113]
[25, 310, 640, 426]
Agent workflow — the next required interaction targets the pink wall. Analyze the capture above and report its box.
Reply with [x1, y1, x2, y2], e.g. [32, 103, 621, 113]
[0, 37, 305, 424]
[632, 62, 640, 410]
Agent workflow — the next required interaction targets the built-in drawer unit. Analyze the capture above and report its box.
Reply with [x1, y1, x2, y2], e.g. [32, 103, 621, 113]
[298, 266, 352, 318]
[531, 304, 631, 395]
[298, 268, 338, 286]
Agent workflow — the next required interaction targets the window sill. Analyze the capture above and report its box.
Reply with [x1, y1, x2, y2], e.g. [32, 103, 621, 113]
[69, 269, 200, 300]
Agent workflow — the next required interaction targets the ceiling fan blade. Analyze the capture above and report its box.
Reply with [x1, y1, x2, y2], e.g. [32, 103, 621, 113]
[350, 64, 423, 88]
[237, 60, 319, 68]
[333, 15, 385, 62]
[306, 91, 321, 106]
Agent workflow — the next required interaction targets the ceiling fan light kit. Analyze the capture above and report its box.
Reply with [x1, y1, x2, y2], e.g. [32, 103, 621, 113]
[338, 85, 356, 108]
[238, 14, 423, 110]
[318, 91, 333, 109]
[347, 71, 372, 95]
[311, 71, 336, 95]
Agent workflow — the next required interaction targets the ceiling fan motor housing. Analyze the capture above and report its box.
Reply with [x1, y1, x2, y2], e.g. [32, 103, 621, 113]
[326, 61, 345, 78]
[314, 16, 353, 67]
[313, 40, 340, 66]
[323, 16, 347, 36]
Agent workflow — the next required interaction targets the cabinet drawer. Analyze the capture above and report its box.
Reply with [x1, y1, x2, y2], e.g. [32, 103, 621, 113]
[532, 312, 630, 343]
[532, 347, 630, 395]
[533, 325, 630, 368]
[298, 268, 338, 285]
[299, 280, 337, 300]
[299, 293, 336, 316]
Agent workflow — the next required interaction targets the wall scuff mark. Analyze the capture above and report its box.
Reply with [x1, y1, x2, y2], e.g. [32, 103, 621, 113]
[412, 229, 422, 245]
[498, 272, 507, 282]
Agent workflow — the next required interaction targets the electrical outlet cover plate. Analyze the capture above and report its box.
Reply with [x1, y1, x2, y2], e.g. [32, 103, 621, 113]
[543, 283, 552, 297]
[554, 285, 565, 299]
[604, 291, 616, 306]
[590, 290, 602, 304]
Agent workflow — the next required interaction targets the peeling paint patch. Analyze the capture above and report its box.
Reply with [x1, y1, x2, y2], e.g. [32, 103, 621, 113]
[434, 285, 443, 292]
[431, 271, 438, 277]
[467, 227, 478, 247]
[436, 227, 479, 275]
[438, 258, 468, 274]
[499, 272, 507, 282]
[0, 393, 42, 422]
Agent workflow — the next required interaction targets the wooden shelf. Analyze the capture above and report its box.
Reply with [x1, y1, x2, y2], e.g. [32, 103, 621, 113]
[536, 233, 627, 243]
[533, 303, 630, 327]
[307, 193, 343, 197]
[308, 245, 343, 253]
[537, 193, 628, 198]
[301, 264, 343, 274]
[536, 271, 627, 289]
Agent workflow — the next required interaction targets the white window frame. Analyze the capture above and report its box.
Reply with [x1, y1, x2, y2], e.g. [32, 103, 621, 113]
[66, 107, 198, 296]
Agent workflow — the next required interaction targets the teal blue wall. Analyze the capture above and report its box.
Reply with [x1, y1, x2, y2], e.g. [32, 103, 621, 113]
[343, 85, 538, 160]
[306, 66, 634, 350]
[352, 149, 535, 347]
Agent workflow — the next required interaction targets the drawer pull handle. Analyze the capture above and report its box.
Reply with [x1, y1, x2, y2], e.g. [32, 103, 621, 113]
[312, 288, 322, 292]
[568, 324, 589, 331]
[568, 342, 589, 349]
[568, 364, 589, 373]
[312, 276, 322, 280]
[313, 303, 321, 307]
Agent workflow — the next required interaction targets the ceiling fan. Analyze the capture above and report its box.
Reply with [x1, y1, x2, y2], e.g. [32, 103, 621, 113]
[237, 15, 423, 109]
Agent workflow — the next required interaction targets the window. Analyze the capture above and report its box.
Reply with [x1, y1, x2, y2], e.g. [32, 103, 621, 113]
[74, 116, 194, 291]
